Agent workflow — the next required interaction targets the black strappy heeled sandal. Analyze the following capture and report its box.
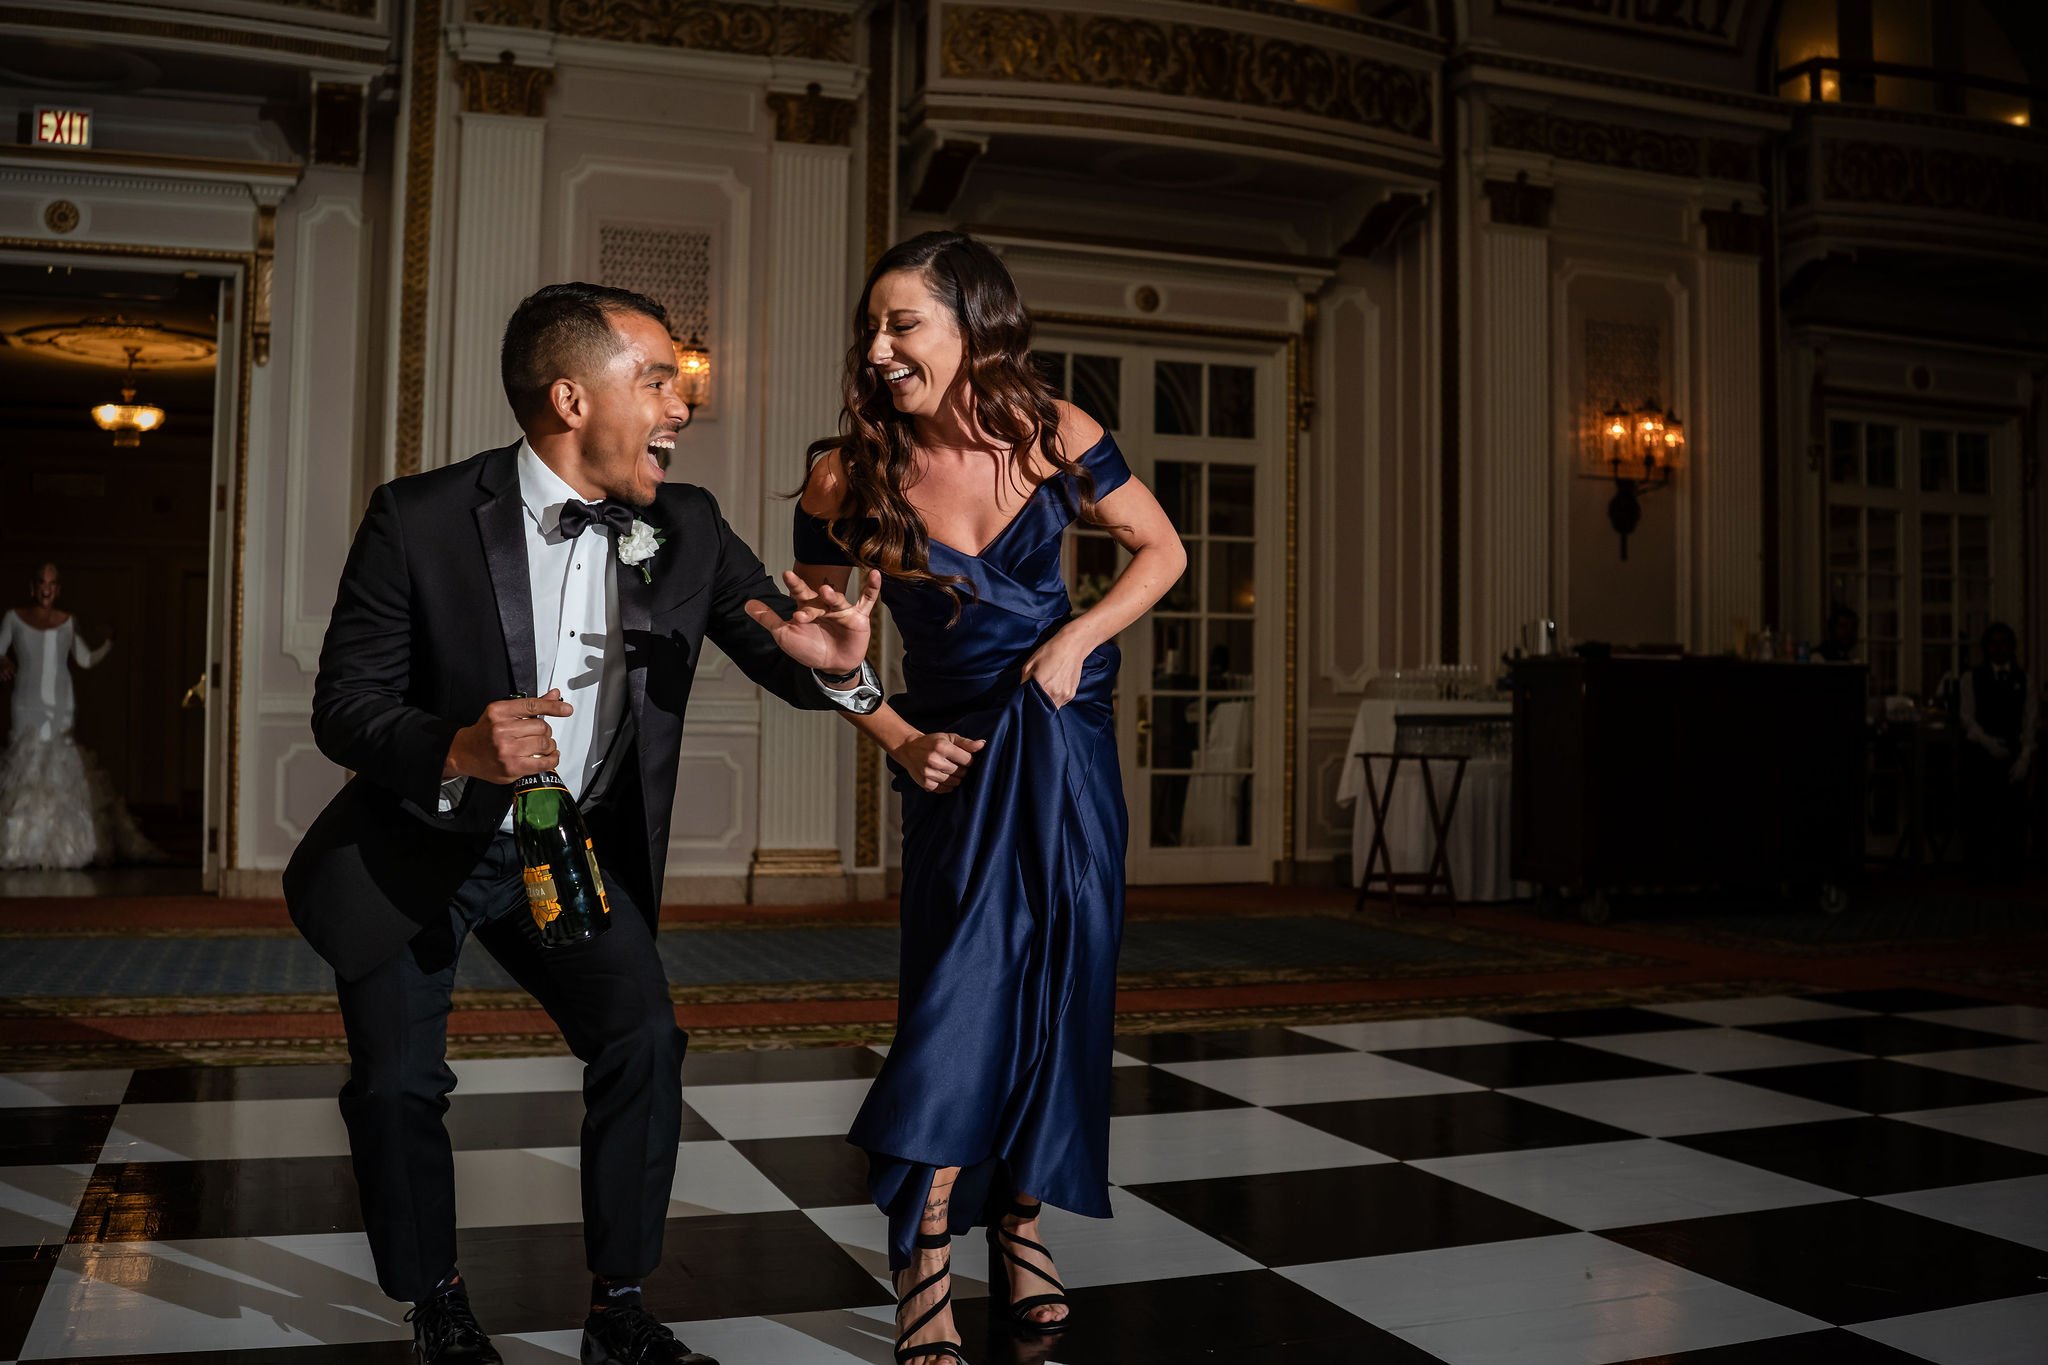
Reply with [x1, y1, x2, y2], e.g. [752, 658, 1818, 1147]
[985, 1199, 1072, 1335]
[894, 1229, 969, 1363]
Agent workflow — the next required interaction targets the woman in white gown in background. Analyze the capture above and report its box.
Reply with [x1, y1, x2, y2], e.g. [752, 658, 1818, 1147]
[0, 563, 161, 869]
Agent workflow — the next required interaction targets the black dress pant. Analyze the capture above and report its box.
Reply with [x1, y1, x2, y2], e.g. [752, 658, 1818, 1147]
[334, 832, 684, 1301]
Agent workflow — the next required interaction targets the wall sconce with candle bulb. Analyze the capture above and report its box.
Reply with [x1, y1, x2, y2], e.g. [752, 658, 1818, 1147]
[1598, 398, 1687, 561]
[672, 334, 710, 408]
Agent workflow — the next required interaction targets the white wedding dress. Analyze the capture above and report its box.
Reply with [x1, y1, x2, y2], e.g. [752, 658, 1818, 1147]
[0, 610, 162, 869]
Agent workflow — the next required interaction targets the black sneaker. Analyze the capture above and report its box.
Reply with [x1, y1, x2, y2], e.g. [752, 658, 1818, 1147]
[405, 1287, 503, 1364]
[580, 1303, 719, 1365]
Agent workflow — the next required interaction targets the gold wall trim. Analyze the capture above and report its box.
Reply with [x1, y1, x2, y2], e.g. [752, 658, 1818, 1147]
[463, 0, 854, 62]
[394, 0, 443, 479]
[938, 5, 1434, 142]
[1029, 310, 1302, 878]
[750, 848, 848, 877]
[1176, 0, 1446, 50]
[0, 5, 386, 62]
[455, 56, 553, 116]
[768, 84, 858, 146]
[0, 235, 256, 873]
[915, 105, 1438, 172]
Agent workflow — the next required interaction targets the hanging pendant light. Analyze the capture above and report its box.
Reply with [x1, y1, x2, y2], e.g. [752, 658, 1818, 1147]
[90, 346, 166, 447]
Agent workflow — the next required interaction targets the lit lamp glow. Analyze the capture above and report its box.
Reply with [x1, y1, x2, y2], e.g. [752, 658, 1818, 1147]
[673, 334, 711, 408]
[90, 347, 166, 447]
[1597, 397, 1687, 561]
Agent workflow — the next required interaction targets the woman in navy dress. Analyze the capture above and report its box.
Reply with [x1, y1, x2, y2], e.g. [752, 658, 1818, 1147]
[786, 232, 1184, 1361]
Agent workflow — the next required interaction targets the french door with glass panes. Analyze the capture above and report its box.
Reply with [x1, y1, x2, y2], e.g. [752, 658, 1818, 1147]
[1033, 338, 1286, 882]
[1823, 412, 2019, 698]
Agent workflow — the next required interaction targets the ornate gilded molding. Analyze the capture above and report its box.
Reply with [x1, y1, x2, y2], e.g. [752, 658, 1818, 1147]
[1494, 0, 1748, 50]
[750, 849, 847, 877]
[1489, 105, 1755, 182]
[464, 0, 854, 62]
[1482, 173, 1553, 229]
[312, 82, 367, 166]
[456, 57, 553, 116]
[768, 83, 857, 146]
[43, 199, 78, 234]
[940, 6, 1433, 142]
[262, 0, 377, 16]
[1820, 140, 2048, 226]
[394, 0, 444, 478]
[1701, 204, 1766, 254]
[253, 204, 275, 366]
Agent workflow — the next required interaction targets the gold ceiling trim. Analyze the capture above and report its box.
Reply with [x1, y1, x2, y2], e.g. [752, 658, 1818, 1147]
[1030, 310, 1302, 875]
[939, 5, 1434, 143]
[769, 84, 858, 146]
[455, 57, 554, 116]
[0, 235, 255, 873]
[915, 104, 1438, 174]
[463, 0, 855, 63]
[393, 0, 443, 479]
[8, 316, 220, 367]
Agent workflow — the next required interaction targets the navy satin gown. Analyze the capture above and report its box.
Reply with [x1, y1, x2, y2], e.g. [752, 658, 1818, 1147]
[793, 434, 1132, 1269]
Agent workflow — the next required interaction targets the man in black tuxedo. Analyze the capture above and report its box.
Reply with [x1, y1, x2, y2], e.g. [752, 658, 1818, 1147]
[286, 283, 880, 1365]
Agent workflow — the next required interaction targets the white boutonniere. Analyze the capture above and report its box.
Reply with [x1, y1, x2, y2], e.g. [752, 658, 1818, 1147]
[617, 519, 665, 583]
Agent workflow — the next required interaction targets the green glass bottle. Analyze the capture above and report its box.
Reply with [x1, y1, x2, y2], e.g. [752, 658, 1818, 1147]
[512, 770, 611, 946]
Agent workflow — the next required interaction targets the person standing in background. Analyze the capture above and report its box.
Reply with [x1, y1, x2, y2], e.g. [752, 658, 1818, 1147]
[0, 562, 161, 869]
[1958, 622, 2037, 879]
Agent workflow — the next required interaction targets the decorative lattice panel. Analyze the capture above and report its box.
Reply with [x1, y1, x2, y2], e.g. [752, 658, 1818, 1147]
[1581, 320, 1661, 475]
[597, 224, 712, 343]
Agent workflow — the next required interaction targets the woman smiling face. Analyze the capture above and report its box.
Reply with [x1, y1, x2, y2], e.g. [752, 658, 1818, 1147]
[864, 268, 966, 422]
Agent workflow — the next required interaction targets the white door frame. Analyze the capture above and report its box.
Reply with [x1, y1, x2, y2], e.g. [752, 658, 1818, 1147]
[1038, 328, 1292, 883]
[0, 241, 251, 886]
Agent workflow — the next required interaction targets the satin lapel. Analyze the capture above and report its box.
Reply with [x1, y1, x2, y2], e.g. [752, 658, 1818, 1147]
[475, 457, 537, 696]
[616, 536, 653, 727]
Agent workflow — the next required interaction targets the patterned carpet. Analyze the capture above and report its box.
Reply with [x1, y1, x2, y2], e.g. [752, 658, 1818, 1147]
[0, 883, 2043, 1068]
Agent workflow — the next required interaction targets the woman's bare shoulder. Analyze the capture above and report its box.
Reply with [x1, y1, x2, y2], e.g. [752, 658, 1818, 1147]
[1053, 399, 1105, 462]
[800, 447, 850, 519]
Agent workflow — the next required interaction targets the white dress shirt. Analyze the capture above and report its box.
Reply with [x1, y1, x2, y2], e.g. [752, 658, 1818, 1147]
[441, 440, 630, 827]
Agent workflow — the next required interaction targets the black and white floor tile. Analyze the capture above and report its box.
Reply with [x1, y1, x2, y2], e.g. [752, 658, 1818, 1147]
[2, 992, 2045, 1363]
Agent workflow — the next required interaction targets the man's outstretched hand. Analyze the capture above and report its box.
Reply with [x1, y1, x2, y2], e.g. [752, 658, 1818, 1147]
[746, 569, 881, 676]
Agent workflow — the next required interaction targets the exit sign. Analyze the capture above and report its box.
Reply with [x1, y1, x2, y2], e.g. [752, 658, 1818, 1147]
[33, 107, 92, 149]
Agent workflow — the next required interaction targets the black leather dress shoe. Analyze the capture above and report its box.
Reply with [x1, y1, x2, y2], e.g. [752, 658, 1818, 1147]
[580, 1303, 719, 1364]
[406, 1288, 503, 1363]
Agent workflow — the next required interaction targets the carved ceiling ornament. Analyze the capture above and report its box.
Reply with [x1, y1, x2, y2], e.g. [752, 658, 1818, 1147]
[769, 83, 858, 146]
[1491, 105, 1697, 175]
[1821, 140, 2048, 226]
[456, 56, 553, 116]
[1495, 0, 1747, 50]
[1489, 105, 1757, 183]
[463, 0, 854, 63]
[262, 0, 378, 16]
[939, 5, 1434, 142]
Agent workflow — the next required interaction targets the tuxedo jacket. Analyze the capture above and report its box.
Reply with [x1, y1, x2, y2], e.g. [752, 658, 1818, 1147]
[285, 442, 834, 980]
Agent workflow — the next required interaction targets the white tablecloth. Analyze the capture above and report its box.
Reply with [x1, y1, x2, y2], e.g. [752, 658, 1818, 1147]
[1336, 700, 1522, 903]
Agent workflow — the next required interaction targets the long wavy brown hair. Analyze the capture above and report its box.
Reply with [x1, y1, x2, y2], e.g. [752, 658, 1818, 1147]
[805, 231, 1102, 617]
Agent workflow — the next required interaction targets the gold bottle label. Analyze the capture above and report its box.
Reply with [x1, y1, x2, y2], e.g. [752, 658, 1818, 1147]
[585, 837, 611, 915]
[523, 864, 562, 925]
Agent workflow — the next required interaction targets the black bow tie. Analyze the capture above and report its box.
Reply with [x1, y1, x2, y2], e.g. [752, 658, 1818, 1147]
[557, 499, 634, 540]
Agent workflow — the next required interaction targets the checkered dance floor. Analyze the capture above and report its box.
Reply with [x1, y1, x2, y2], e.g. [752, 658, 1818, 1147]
[4, 989, 2046, 1363]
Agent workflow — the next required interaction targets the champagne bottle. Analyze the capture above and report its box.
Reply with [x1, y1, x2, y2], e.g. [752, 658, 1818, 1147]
[512, 769, 611, 946]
